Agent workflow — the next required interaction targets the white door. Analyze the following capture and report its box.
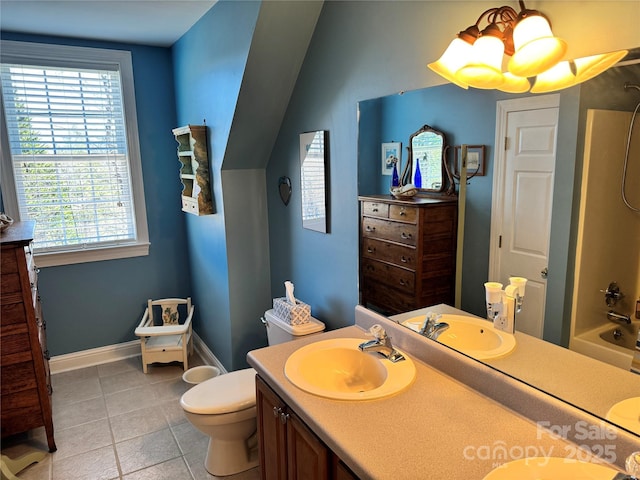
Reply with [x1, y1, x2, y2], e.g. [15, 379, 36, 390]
[490, 95, 559, 338]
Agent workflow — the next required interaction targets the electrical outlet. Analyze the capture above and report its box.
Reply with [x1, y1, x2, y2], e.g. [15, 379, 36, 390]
[493, 316, 508, 332]
[493, 315, 515, 334]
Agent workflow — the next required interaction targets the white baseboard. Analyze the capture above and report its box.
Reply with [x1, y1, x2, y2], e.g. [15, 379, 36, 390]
[49, 340, 141, 374]
[49, 332, 227, 374]
[192, 331, 228, 374]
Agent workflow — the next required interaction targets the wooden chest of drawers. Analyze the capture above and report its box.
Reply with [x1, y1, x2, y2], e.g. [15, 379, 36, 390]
[359, 195, 458, 315]
[1, 221, 56, 451]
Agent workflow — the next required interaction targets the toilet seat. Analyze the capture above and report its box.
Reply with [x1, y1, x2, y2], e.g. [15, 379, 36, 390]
[181, 367, 257, 414]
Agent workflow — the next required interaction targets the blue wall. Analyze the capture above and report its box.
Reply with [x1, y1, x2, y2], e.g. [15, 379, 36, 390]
[3, 1, 636, 363]
[264, 1, 611, 347]
[265, 2, 522, 334]
[0, 32, 191, 355]
[172, 0, 263, 369]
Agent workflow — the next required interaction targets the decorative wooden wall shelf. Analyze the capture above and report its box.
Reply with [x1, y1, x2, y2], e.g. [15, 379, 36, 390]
[172, 125, 213, 216]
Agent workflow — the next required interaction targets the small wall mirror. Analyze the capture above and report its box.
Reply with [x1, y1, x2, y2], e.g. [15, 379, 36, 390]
[407, 124, 445, 192]
[300, 130, 329, 233]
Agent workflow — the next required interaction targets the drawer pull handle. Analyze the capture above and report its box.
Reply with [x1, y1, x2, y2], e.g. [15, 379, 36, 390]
[401, 232, 412, 239]
[273, 407, 282, 418]
[365, 226, 376, 232]
[400, 210, 406, 216]
[367, 247, 376, 254]
[280, 412, 290, 424]
[400, 256, 408, 263]
[399, 279, 406, 286]
[372, 208, 378, 212]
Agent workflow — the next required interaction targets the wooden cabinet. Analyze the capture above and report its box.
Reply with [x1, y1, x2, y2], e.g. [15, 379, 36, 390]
[359, 195, 458, 315]
[172, 124, 213, 216]
[1, 221, 56, 451]
[256, 376, 358, 480]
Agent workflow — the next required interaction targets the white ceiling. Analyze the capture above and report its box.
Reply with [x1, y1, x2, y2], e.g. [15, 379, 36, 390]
[0, 0, 217, 47]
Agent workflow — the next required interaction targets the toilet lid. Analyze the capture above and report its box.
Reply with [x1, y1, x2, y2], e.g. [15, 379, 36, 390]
[180, 367, 257, 414]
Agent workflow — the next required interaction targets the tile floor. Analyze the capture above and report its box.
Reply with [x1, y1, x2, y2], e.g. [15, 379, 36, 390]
[1, 355, 260, 480]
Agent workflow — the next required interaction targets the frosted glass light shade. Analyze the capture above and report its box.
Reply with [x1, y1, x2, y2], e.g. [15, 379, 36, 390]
[456, 35, 505, 89]
[498, 72, 531, 93]
[573, 49, 628, 84]
[485, 282, 504, 304]
[509, 277, 528, 297]
[428, 38, 472, 89]
[508, 15, 567, 77]
[530, 61, 575, 93]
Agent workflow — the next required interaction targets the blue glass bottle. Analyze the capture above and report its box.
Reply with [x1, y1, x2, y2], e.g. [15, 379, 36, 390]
[391, 162, 399, 187]
[414, 160, 422, 188]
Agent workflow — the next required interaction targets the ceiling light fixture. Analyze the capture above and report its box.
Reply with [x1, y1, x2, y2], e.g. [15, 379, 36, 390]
[428, 1, 628, 93]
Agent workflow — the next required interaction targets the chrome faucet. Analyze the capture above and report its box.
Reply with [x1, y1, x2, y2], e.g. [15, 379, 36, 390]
[607, 310, 631, 325]
[358, 326, 405, 363]
[418, 312, 449, 340]
[600, 281, 624, 307]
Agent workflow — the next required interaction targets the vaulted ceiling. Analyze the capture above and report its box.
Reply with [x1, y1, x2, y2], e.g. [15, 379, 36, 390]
[0, 0, 217, 47]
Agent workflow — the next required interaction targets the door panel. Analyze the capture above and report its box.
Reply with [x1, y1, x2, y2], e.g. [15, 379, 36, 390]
[495, 105, 559, 338]
[511, 172, 554, 258]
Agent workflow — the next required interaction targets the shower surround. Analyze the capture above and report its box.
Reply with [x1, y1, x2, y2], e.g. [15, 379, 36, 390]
[570, 108, 640, 369]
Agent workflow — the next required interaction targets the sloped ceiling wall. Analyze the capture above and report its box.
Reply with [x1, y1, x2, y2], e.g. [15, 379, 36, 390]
[174, 0, 323, 369]
[224, 1, 324, 171]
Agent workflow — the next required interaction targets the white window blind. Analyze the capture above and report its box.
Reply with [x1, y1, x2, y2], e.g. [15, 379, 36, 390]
[0, 41, 149, 266]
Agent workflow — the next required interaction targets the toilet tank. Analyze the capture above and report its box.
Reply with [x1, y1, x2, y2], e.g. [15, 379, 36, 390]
[264, 309, 325, 345]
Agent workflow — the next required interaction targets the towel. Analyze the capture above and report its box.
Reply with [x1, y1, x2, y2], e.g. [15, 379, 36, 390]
[631, 327, 640, 375]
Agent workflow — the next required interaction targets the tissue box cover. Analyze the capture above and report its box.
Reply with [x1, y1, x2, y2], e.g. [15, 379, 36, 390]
[273, 298, 311, 325]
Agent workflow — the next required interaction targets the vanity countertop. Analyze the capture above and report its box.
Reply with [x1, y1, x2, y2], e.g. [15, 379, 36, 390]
[391, 304, 640, 422]
[247, 324, 621, 479]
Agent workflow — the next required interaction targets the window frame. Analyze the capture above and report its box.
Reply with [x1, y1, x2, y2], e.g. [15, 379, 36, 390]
[0, 40, 149, 267]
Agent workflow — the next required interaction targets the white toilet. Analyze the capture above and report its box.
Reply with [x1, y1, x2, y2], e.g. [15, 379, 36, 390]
[180, 309, 325, 476]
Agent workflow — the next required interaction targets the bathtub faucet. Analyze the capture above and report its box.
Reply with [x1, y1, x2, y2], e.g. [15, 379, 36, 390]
[607, 310, 631, 325]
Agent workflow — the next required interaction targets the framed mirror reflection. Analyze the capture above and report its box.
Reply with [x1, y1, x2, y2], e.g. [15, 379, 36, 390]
[407, 124, 445, 192]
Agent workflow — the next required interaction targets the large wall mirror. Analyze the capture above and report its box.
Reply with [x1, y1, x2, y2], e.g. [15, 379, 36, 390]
[357, 47, 640, 436]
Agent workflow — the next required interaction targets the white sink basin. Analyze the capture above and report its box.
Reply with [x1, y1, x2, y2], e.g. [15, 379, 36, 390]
[483, 457, 621, 479]
[606, 397, 640, 435]
[284, 338, 415, 400]
[401, 314, 516, 360]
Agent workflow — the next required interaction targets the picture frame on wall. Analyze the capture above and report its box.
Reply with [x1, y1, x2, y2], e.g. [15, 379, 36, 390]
[381, 142, 401, 176]
[454, 145, 486, 177]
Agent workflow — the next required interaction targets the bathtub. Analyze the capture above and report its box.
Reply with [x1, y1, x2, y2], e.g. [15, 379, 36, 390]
[570, 321, 638, 370]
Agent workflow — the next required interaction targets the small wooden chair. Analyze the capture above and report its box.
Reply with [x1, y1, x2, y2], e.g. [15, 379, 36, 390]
[135, 297, 194, 373]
